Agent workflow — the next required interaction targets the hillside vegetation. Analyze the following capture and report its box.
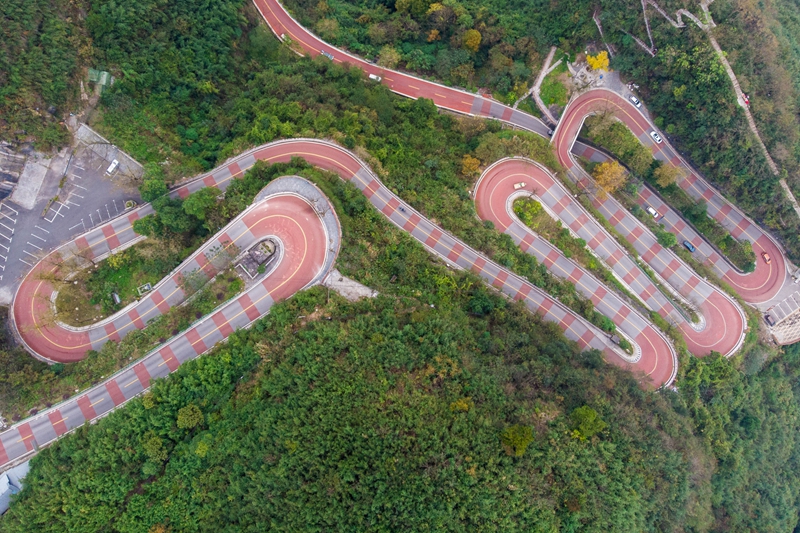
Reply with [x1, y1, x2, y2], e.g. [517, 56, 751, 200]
[2, 0, 800, 531]
[282, 0, 800, 262]
[0, 0, 91, 148]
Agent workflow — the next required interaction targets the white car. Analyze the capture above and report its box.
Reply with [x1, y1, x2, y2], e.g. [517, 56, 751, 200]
[645, 205, 659, 218]
[628, 95, 642, 108]
[368, 73, 382, 82]
[513, 182, 526, 190]
[106, 159, 119, 175]
[649, 131, 663, 144]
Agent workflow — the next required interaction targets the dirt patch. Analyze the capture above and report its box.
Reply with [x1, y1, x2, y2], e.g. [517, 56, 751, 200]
[323, 269, 377, 301]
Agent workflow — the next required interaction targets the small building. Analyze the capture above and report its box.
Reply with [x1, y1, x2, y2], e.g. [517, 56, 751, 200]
[0, 460, 30, 514]
[238, 239, 278, 279]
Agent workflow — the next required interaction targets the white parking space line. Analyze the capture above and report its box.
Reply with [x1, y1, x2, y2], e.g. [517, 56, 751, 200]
[2, 204, 18, 215]
[66, 200, 80, 208]
[18, 258, 32, 266]
[0, 244, 9, 252]
[73, 165, 85, 171]
[0, 232, 12, 242]
[74, 183, 88, 191]
[69, 220, 86, 232]
[70, 192, 84, 199]
[26, 242, 42, 251]
[34, 225, 50, 234]
[0, 221, 14, 233]
[106, 205, 111, 219]
[0, 254, 7, 261]
[31, 234, 46, 242]
[0, 212, 16, 224]
[22, 250, 37, 259]
[113, 199, 120, 214]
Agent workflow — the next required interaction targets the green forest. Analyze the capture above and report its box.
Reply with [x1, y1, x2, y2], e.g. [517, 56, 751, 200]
[0, 0, 91, 148]
[2, 0, 800, 530]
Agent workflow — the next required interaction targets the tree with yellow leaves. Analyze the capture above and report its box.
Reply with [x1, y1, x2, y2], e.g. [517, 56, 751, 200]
[587, 51, 609, 71]
[654, 163, 680, 188]
[592, 161, 626, 198]
[461, 154, 481, 175]
[463, 29, 482, 52]
[377, 45, 401, 68]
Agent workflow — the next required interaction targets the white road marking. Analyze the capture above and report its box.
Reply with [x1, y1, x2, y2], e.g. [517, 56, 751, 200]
[26, 241, 42, 251]
[34, 225, 50, 234]
[74, 183, 88, 191]
[22, 250, 37, 258]
[69, 220, 86, 232]
[18, 258, 32, 266]
[31, 233, 46, 242]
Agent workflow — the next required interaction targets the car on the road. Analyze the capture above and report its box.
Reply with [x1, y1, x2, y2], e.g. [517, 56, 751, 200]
[762, 252, 772, 264]
[683, 240, 696, 253]
[513, 182, 526, 190]
[629, 95, 642, 108]
[645, 205, 659, 218]
[649, 131, 663, 144]
[320, 50, 334, 60]
[765, 314, 776, 327]
[368, 73, 382, 82]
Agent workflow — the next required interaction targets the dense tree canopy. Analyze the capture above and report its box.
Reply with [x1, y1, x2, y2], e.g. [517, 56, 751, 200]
[3, 0, 800, 531]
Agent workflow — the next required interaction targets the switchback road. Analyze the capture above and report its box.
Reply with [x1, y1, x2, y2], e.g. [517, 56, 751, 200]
[2, 139, 638, 470]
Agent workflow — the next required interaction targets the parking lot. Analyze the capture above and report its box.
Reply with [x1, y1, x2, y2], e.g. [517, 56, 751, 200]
[0, 125, 142, 304]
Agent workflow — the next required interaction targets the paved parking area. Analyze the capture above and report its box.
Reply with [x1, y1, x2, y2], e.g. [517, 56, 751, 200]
[0, 125, 142, 304]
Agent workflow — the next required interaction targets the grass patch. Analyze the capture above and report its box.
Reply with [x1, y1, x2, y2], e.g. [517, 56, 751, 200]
[539, 71, 569, 107]
[54, 239, 196, 326]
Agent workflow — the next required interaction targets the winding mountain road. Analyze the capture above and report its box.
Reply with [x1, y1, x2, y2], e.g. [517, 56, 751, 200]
[558, 90, 786, 306]
[4, 0, 799, 471]
[256, 0, 794, 344]
[474, 157, 741, 362]
[0, 139, 642, 470]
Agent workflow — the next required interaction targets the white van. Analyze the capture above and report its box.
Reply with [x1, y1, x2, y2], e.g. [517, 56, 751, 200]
[106, 159, 119, 175]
